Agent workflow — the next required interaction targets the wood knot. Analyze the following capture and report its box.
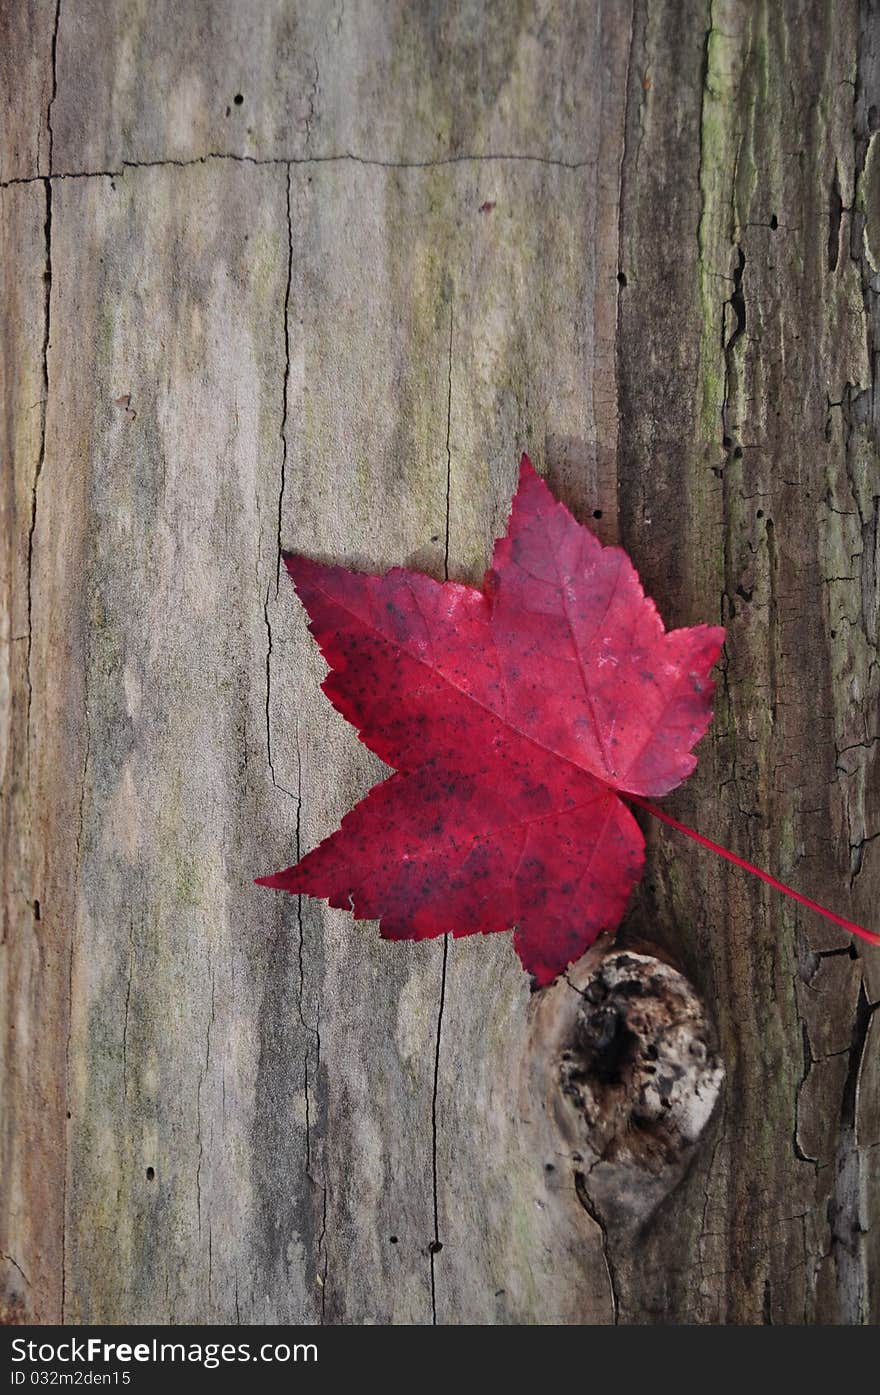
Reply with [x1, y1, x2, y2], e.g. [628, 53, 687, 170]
[527, 942, 724, 1233]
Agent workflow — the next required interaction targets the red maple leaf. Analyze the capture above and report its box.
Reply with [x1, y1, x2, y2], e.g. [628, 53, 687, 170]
[258, 456, 880, 982]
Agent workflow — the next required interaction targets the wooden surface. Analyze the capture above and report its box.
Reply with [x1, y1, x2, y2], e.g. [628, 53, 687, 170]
[1, 0, 878, 1325]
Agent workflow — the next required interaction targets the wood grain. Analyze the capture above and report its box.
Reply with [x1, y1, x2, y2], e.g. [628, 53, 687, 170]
[1, 0, 878, 1325]
[614, 0, 880, 1323]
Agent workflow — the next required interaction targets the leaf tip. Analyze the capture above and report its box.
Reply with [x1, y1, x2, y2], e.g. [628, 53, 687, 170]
[518, 451, 536, 481]
[255, 870, 294, 890]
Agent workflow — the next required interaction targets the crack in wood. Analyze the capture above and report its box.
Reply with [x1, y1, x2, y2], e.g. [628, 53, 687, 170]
[1, 149, 597, 191]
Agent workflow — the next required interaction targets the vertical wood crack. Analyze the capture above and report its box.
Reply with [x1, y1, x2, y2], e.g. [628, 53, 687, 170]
[26, 0, 62, 758]
[429, 934, 447, 1326]
[276, 161, 293, 598]
[429, 302, 454, 1325]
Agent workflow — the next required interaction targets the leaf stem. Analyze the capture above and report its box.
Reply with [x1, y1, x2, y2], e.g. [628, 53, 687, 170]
[628, 794, 880, 947]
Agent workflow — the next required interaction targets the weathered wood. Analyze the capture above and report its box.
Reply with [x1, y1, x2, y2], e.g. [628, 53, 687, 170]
[0, 180, 63, 1327]
[614, 0, 880, 1324]
[47, 1, 610, 172]
[0, 0, 56, 184]
[1, 0, 878, 1326]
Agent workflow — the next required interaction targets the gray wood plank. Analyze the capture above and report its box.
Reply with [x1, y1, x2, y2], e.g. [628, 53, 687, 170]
[49, 0, 619, 174]
[38, 162, 304, 1321]
[0, 0, 56, 184]
[0, 180, 64, 1325]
